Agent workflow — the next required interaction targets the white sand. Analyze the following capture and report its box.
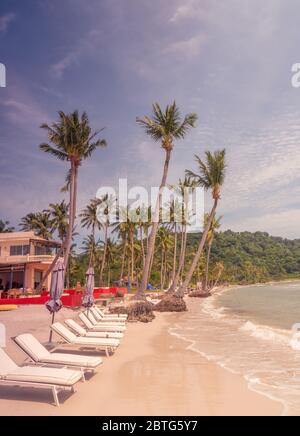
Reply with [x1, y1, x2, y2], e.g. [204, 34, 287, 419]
[0, 305, 282, 416]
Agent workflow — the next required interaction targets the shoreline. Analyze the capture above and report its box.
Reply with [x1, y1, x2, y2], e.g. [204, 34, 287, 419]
[0, 304, 282, 416]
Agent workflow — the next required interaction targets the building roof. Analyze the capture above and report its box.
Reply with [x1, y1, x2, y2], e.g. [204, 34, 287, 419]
[0, 231, 60, 246]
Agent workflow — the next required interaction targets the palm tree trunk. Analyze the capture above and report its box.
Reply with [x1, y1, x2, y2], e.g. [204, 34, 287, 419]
[163, 250, 168, 290]
[99, 221, 108, 285]
[36, 161, 76, 292]
[204, 242, 212, 292]
[168, 224, 187, 294]
[171, 224, 178, 283]
[119, 239, 127, 282]
[107, 266, 111, 287]
[130, 232, 135, 284]
[140, 226, 145, 267]
[147, 250, 154, 287]
[135, 149, 172, 299]
[176, 199, 218, 297]
[160, 250, 164, 291]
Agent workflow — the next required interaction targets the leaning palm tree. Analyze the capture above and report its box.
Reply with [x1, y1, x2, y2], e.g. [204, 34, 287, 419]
[0, 220, 15, 233]
[39, 110, 106, 286]
[176, 150, 226, 296]
[134, 102, 197, 299]
[204, 214, 222, 292]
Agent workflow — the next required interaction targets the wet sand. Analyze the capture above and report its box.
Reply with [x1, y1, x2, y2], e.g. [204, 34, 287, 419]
[0, 304, 282, 416]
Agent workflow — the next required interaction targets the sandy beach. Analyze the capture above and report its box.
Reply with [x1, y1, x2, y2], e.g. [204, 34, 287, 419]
[0, 302, 282, 416]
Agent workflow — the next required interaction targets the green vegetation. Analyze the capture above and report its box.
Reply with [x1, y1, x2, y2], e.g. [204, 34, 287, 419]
[187, 230, 300, 285]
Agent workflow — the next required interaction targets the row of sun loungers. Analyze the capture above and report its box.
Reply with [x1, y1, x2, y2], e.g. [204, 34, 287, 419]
[0, 305, 128, 407]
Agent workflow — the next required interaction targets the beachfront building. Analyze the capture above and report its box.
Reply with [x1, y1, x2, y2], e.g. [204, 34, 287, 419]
[0, 231, 61, 293]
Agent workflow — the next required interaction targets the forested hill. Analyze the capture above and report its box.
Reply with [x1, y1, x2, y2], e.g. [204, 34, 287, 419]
[187, 230, 300, 284]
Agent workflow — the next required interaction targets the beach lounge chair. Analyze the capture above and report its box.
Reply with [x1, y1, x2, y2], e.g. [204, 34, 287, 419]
[85, 310, 126, 327]
[91, 306, 128, 322]
[51, 322, 119, 357]
[0, 348, 82, 407]
[14, 334, 103, 380]
[65, 319, 124, 340]
[79, 312, 126, 333]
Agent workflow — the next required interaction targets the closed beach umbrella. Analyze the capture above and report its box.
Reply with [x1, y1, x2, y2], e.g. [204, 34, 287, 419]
[46, 258, 65, 342]
[82, 267, 95, 309]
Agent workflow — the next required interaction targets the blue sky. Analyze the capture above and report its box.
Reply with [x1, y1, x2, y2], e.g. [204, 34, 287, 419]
[1, 0, 300, 239]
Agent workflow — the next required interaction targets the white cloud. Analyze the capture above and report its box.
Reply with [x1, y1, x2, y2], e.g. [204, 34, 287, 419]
[164, 34, 207, 58]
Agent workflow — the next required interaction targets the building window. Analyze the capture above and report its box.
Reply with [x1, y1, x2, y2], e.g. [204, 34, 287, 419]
[10, 245, 30, 256]
[34, 245, 56, 256]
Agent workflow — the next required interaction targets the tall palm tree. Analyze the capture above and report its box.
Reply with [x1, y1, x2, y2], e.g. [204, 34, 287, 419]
[0, 220, 15, 233]
[204, 214, 222, 291]
[135, 102, 197, 299]
[48, 201, 69, 244]
[80, 198, 102, 267]
[176, 150, 226, 296]
[39, 110, 106, 284]
[20, 211, 53, 240]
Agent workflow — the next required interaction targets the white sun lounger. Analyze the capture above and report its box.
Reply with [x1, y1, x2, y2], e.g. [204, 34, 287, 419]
[92, 306, 128, 322]
[79, 312, 126, 333]
[65, 319, 124, 340]
[14, 334, 103, 380]
[85, 310, 126, 327]
[0, 348, 82, 407]
[51, 322, 119, 357]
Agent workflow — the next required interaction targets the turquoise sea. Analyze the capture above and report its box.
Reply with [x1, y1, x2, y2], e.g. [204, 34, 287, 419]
[169, 281, 300, 415]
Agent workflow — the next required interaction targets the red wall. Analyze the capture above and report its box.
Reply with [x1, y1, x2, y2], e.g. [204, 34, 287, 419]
[0, 287, 127, 307]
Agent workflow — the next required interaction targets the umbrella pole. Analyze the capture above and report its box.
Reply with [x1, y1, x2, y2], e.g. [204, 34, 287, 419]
[49, 313, 55, 343]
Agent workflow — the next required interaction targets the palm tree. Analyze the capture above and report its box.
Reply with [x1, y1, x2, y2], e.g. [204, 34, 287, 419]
[0, 220, 15, 233]
[80, 198, 102, 267]
[97, 194, 115, 286]
[135, 102, 197, 299]
[167, 198, 182, 285]
[176, 150, 226, 296]
[156, 226, 173, 290]
[39, 110, 106, 283]
[81, 235, 100, 262]
[136, 206, 148, 268]
[20, 211, 53, 240]
[211, 262, 225, 289]
[168, 176, 197, 294]
[112, 213, 129, 283]
[204, 214, 222, 291]
[48, 201, 69, 244]
[105, 238, 116, 287]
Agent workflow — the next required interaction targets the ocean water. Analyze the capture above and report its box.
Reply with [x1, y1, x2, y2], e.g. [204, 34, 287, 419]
[169, 281, 300, 416]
